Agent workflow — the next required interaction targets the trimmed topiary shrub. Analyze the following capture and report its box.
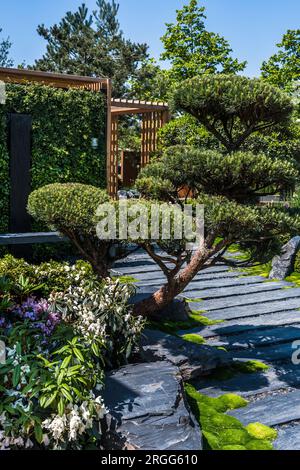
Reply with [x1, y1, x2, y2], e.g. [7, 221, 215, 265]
[27, 183, 116, 277]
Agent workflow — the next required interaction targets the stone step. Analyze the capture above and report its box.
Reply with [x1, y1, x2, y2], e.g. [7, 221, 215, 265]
[274, 422, 300, 450]
[140, 329, 230, 381]
[102, 362, 202, 451]
[137, 270, 249, 287]
[207, 325, 300, 351]
[140, 275, 265, 290]
[195, 363, 300, 398]
[230, 341, 298, 362]
[182, 281, 291, 301]
[228, 390, 300, 427]
[206, 297, 300, 322]
[188, 310, 300, 339]
[198, 288, 300, 312]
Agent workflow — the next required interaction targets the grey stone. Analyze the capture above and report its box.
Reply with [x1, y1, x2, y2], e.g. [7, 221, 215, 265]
[196, 287, 300, 312]
[195, 363, 300, 398]
[207, 324, 300, 350]
[181, 281, 291, 301]
[274, 423, 300, 450]
[270, 236, 300, 280]
[231, 341, 297, 362]
[228, 389, 300, 427]
[102, 362, 202, 451]
[140, 329, 230, 381]
[206, 297, 300, 322]
[188, 310, 300, 339]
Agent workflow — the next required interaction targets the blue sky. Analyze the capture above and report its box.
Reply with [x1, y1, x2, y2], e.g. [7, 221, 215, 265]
[1, 0, 300, 76]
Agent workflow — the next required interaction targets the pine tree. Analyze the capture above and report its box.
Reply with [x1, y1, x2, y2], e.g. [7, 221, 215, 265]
[32, 1, 148, 96]
[0, 28, 13, 67]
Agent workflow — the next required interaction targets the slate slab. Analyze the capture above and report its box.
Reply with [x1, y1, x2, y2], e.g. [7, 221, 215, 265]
[188, 310, 300, 339]
[140, 329, 230, 381]
[181, 281, 291, 301]
[102, 362, 202, 451]
[274, 422, 300, 450]
[228, 389, 300, 427]
[230, 341, 298, 362]
[198, 287, 300, 312]
[195, 363, 300, 398]
[207, 324, 300, 350]
[270, 236, 300, 280]
[206, 297, 300, 322]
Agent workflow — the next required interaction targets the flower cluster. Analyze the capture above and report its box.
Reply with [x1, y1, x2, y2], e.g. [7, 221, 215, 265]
[10, 297, 62, 336]
[42, 397, 106, 448]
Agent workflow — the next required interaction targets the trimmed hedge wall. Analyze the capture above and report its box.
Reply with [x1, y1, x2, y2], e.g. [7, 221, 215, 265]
[0, 83, 107, 233]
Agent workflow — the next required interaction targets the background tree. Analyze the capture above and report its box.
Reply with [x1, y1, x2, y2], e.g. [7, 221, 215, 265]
[261, 30, 300, 92]
[160, 0, 246, 81]
[0, 28, 13, 67]
[130, 0, 246, 102]
[32, 1, 148, 96]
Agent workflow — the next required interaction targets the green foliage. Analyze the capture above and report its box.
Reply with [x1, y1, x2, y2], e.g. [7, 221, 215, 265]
[185, 384, 277, 451]
[0, 255, 100, 298]
[171, 74, 293, 152]
[28, 183, 109, 234]
[32, 1, 148, 97]
[0, 83, 106, 234]
[0, 27, 13, 67]
[261, 29, 300, 91]
[137, 146, 298, 203]
[160, 0, 246, 81]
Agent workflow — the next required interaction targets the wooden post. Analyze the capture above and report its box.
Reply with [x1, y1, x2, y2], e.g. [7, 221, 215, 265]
[8, 113, 32, 233]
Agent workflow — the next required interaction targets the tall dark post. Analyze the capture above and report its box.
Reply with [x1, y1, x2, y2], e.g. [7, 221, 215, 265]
[8, 113, 32, 257]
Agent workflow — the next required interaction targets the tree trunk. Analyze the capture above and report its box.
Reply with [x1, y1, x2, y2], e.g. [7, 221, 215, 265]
[133, 241, 227, 318]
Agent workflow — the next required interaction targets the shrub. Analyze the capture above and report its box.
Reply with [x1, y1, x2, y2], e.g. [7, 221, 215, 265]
[0, 255, 99, 297]
[171, 74, 293, 152]
[28, 183, 116, 278]
[0, 274, 144, 449]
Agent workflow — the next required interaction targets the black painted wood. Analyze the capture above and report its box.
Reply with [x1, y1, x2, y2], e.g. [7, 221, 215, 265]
[8, 113, 32, 233]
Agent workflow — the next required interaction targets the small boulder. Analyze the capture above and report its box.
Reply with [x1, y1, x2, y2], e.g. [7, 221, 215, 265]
[270, 236, 300, 280]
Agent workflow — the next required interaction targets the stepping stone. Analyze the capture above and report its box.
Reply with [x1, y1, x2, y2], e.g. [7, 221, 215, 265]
[181, 281, 291, 301]
[274, 422, 300, 450]
[195, 363, 300, 398]
[207, 325, 300, 350]
[231, 341, 299, 362]
[206, 298, 300, 322]
[228, 389, 300, 427]
[102, 362, 202, 451]
[198, 288, 300, 312]
[140, 329, 230, 381]
[188, 310, 300, 339]
[138, 270, 250, 287]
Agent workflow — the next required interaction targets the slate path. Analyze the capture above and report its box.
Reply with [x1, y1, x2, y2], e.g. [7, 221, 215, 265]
[114, 251, 300, 450]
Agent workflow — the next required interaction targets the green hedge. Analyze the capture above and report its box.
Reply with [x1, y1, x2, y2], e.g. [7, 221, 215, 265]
[0, 83, 107, 233]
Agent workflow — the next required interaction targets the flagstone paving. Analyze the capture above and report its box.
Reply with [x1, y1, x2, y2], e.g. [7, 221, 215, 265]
[115, 251, 300, 450]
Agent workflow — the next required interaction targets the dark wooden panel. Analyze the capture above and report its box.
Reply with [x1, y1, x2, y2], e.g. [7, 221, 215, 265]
[120, 150, 141, 187]
[8, 113, 32, 233]
[0, 232, 67, 246]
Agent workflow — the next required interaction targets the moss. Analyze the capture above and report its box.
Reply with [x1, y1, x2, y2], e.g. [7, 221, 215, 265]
[182, 333, 205, 345]
[209, 360, 269, 381]
[240, 262, 272, 278]
[186, 297, 203, 303]
[184, 384, 277, 451]
[246, 423, 278, 441]
[148, 310, 221, 335]
[286, 272, 300, 287]
[113, 275, 139, 284]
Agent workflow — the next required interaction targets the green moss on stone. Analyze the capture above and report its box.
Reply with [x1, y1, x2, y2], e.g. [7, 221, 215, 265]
[209, 360, 269, 381]
[182, 333, 205, 345]
[184, 384, 276, 451]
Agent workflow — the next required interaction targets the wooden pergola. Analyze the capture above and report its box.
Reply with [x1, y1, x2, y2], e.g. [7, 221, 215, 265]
[0, 67, 169, 198]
